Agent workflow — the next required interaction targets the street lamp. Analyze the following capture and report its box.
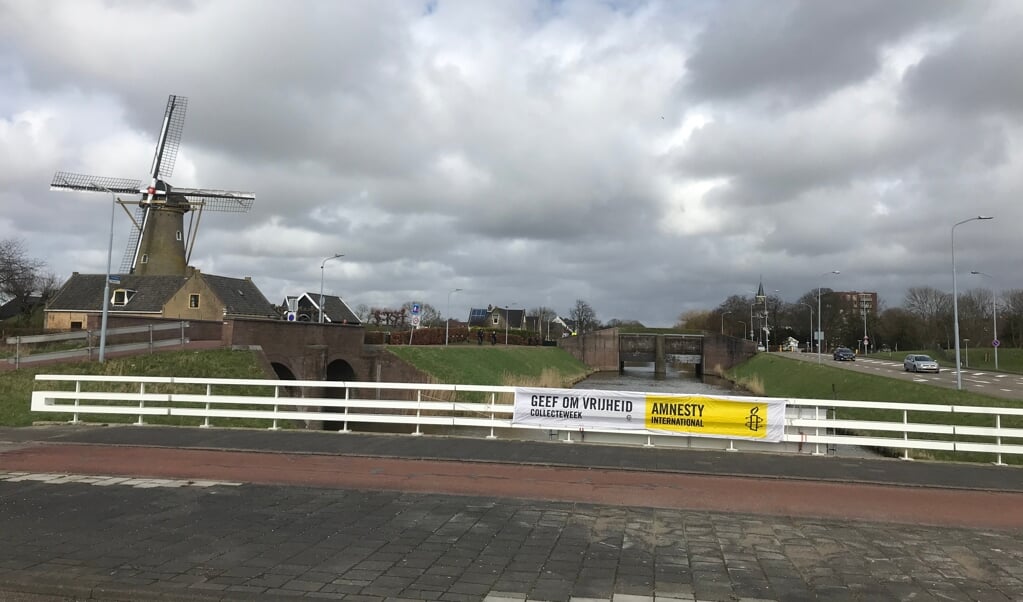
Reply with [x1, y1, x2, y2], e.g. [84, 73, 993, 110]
[952, 216, 993, 389]
[504, 303, 520, 344]
[90, 183, 117, 362]
[798, 302, 814, 353]
[970, 271, 999, 370]
[319, 253, 344, 323]
[720, 311, 731, 335]
[749, 303, 756, 342]
[860, 293, 870, 355]
[817, 270, 841, 365]
[445, 288, 462, 346]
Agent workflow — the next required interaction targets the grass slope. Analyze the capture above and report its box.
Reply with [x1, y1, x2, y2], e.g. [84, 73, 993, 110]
[728, 353, 1022, 463]
[1, 348, 269, 427]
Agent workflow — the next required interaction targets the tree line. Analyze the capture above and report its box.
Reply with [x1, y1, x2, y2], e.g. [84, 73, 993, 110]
[677, 286, 1023, 352]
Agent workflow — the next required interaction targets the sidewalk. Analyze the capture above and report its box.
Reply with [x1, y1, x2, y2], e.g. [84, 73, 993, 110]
[1, 424, 1022, 601]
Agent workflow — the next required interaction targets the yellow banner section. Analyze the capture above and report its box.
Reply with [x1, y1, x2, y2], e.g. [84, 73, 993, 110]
[644, 395, 769, 439]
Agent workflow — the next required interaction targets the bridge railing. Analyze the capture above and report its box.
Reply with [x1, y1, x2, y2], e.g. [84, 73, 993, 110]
[29, 374, 1023, 464]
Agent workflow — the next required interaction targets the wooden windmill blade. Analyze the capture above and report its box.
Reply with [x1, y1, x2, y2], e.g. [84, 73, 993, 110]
[148, 95, 187, 189]
[172, 188, 256, 264]
[50, 172, 142, 195]
[173, 188, 256, 211]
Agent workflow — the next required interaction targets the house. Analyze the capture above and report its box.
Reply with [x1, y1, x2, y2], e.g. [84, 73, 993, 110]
[0, 295, 44, 321]
[283, 292, 361, 325]
[44, 268, 278, 330]
[467, 305, 526, 331]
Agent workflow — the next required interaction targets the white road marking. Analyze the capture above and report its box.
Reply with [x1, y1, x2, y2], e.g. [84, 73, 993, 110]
[0, 471, 241, 488]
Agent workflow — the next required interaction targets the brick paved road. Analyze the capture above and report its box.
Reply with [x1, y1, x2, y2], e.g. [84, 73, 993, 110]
[2, 474, 1023, 602]
[1, 426, 1022, 601]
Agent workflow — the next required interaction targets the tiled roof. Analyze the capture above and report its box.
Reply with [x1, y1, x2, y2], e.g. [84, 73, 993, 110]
[203, 274, 278, 318]
[0, 295, 43, 320]
[467, 306, 526, 328]
[45, 272, 278, 319]
[299, 292, 361, 324]
[46, 274, 184, 313]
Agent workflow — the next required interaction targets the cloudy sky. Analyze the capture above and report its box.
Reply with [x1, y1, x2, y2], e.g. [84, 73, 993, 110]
[1, 0, 1020, 326]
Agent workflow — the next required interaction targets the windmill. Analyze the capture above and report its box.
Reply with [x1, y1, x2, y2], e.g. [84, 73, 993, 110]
[50, 95, 255, 277]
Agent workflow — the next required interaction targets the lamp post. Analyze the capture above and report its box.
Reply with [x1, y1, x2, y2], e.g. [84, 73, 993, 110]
[720, 311, 731, 335]
[817, 270, 840, 365]
[952, 216, 993, 389]
[798, 302, 814, 353]
[445, 288, 462, 346]
[749, 303, 756, 342]
[970, 271, 999, 370]
[90, 183, 117, 362]
[319, 253, 344, 323]
[504, 303, 521, 344]
[860, 293, 869, 355]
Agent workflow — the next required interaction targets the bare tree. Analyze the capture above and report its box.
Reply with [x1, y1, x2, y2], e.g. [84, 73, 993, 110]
[903, 286, 951, 348]
[569, 299, 599, 334]
[674, 309, 711, 331]
[0, 238, 47, 304]
[401, 301, 441, 327]
[1001, 289, 1023, 347]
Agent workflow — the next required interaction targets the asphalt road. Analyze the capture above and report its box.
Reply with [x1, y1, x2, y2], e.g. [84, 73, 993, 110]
[778, 351, 1023, 400]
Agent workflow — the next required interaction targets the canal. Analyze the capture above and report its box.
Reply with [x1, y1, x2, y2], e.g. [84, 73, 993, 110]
[574, 363, 744, 396]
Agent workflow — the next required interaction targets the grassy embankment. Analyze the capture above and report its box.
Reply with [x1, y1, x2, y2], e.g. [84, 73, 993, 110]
[387, 345, 591, 389]
[727, 352, 1023, 464]
[1, 348, 271, 428]
[1, 345, 591, 428]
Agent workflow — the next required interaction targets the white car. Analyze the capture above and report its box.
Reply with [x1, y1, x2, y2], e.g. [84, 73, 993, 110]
[904, 354, 940, 373]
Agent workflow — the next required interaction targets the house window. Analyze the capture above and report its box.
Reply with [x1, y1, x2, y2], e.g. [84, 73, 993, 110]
[189, 294, 200, 309]
[492, 314, 500, 325]
[70, 321, 83, 330]
[176, 231, 183, 241]
[140, 254, 149, 264]
[112, 289, 136, 306]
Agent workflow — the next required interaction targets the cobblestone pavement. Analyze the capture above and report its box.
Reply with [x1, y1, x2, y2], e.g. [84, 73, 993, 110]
[2, 470, 1023, 601]
[1, 426, 1022, 601]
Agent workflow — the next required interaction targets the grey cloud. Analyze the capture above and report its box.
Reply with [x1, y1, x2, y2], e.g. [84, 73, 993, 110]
[685, 0, 962, 104]
[903, 10, 1023, 117]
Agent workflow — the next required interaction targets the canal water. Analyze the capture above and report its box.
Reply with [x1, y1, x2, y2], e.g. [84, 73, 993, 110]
[574, 363, 745, 396]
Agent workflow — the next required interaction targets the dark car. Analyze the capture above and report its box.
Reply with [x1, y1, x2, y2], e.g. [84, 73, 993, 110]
[833, 347, 855, 361]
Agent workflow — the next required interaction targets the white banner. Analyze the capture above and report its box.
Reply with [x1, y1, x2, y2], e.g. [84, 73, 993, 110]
[513, 387, 785, 442]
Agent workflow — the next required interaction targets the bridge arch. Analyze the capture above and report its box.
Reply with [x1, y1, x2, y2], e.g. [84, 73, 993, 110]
[321, 358, 357, 430]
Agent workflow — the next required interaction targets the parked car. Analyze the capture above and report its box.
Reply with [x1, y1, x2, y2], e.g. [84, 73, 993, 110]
[833, 347, 855, 361]
[904, 354, 940, 373]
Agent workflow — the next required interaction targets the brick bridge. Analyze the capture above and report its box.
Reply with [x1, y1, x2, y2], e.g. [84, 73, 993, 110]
[94, 316, 425, 389]
[558, 329, 756, 376]
[82, 318, 753, 392]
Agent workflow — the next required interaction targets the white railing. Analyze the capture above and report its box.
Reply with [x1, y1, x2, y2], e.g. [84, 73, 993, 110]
[29, 374, 1023, 465]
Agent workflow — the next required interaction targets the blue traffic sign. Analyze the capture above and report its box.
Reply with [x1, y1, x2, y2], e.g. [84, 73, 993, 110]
[993, 339, 1000, 347]
[411, 303, 421, 315]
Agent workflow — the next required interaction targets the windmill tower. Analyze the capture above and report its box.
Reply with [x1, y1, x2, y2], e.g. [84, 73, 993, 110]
[50, 95, 255, 276]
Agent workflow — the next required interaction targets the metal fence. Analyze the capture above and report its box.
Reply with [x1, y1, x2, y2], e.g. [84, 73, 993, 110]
[6, 322, 189, 367]
[29, 374, 1023, 465]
